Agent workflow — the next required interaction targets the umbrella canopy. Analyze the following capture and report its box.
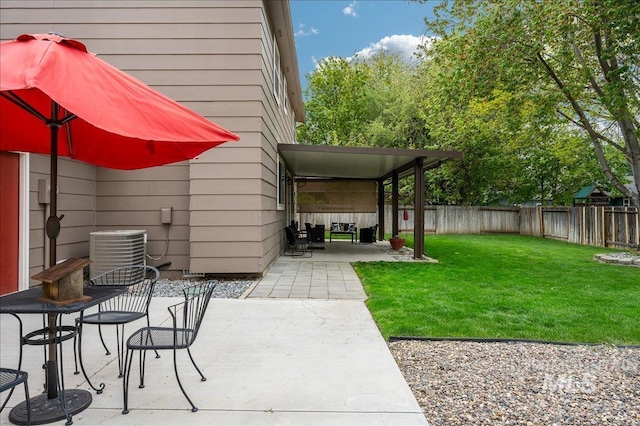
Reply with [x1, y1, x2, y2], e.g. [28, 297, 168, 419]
[0, 33, 239, 168]
[0, 33, 240, 266]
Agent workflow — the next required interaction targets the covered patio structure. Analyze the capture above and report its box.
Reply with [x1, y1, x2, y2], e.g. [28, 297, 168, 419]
[278, 144, 462, 259]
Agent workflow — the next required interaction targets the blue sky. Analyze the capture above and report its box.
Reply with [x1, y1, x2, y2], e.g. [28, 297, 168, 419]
[290, 0, 440, 91]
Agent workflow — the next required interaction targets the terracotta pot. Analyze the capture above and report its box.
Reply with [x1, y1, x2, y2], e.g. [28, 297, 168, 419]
[389, 237, 405, 251]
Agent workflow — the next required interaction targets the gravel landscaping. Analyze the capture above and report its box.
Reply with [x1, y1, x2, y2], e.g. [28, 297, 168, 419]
[389, 339, 640, 425]
[153, 277, 256, 298]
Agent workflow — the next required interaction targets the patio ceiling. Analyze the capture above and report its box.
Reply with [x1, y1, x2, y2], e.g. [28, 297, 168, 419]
[278, 144, 462, 180]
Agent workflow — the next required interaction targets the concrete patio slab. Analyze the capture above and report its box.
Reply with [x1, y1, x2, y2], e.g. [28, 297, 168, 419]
[1, 297, 427, 425]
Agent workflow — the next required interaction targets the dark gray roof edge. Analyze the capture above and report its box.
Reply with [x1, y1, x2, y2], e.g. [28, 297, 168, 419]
[278, 143, 463, 159]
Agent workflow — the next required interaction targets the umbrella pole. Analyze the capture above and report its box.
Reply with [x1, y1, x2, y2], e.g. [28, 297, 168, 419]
[47, 101, 60, 268]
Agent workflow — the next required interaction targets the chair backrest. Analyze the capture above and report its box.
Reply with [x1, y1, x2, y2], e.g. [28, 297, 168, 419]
[284, 226, 296, 244]
[91, 265, 159, 287]
[91, 265, 160, 314]
[305, 223, 313, 237]
[169, 281, 217, 347]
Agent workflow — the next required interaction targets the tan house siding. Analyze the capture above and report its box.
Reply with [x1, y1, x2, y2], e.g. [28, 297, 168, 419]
[27, 154, 95, 284]
[2, 0, 303, 277]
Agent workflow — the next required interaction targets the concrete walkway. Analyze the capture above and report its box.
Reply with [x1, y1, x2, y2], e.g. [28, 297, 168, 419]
[1, 241, 428, 425]
[247, 240, 407, 300]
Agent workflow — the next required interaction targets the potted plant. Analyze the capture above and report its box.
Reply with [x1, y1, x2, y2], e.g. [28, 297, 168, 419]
[389, 235, 405, 251]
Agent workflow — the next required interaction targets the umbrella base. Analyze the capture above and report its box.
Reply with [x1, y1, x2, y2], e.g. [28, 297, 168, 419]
[9, 389, 92, 425]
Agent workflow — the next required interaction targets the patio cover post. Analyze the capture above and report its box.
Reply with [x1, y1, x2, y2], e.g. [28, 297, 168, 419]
[392, 170, 399, 238]
[414, 157, 425, 259]
[377, 178, 385, 241]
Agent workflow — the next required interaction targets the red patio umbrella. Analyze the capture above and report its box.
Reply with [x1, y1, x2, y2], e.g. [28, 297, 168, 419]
[0, 33, 240, 266]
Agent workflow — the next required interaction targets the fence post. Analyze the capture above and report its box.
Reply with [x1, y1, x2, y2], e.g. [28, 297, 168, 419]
[539, 206, 544, 238]
[582, 207, 586, 245]
[636, 207, 640, 249]
[599, 207, 607, 247]
[624, 207, 629, 246]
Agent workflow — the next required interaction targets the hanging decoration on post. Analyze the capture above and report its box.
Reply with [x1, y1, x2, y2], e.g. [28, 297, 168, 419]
[403, 209, 409, 239]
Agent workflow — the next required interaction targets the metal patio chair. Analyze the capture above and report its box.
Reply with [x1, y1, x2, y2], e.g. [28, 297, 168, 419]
[122, 281, 217, 414]
[284, 226, 312, 257]
[1, 368, 31, 426]
[360, 224, 379, 244]
[74, 265, 160, 393]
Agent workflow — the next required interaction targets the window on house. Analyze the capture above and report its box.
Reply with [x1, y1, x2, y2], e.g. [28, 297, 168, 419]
[273, 34, 281, 106]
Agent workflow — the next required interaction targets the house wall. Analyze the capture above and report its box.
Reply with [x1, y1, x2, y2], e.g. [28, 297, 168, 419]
[1, 1, 301, 277]
[26, 154, 95, 284]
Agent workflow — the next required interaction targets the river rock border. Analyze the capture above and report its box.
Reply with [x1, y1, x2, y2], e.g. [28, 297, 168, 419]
[594, 252, 640, 267]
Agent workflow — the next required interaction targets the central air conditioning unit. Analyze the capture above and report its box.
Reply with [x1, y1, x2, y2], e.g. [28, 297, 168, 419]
[89, 230, 147, 280]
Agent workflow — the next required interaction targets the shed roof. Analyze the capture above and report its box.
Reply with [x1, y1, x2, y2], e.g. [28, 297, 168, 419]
[573, 185, 608, 199]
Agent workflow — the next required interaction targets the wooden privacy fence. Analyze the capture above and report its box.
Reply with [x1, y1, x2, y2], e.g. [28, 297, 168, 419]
[297, 206, 639, 250]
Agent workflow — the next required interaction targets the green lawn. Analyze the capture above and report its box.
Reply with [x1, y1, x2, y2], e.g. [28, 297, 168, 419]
[353, 234, 640, 345]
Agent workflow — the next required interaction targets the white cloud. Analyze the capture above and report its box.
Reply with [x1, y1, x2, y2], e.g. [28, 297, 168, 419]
[295, 23, 320, 37]
[343, 1, 358, 17]
[349, 34, 437, 64]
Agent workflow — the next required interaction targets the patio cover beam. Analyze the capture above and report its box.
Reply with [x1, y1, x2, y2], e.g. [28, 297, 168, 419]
[377, 178, 385, 241]
[392, 170, 399, 238]
[414, 157, 425, 259]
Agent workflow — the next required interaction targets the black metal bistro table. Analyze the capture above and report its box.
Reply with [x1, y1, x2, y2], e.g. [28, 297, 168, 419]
[0, 286, 127, 425]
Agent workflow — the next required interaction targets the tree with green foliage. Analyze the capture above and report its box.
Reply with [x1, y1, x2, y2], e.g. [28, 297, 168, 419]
[297, 53, 417, 148]
[297, 52, 428, 204]
[419, 0, 640, 205]
[297, 56, 373, 146]
[416, 32, 609, 205]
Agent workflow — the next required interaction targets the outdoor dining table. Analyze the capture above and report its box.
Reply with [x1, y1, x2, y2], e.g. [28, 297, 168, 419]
[0, 285, 128, 425]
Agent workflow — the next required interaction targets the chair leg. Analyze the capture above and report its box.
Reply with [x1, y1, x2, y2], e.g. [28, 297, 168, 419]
[186, 347, 206, 382]
[145, 315, 161, 359]
[23, 376, 31, 426]
[173, 348, 197, 412]
[122, 348, 134, 415]
[1, 314, 24, 413]
[116, 325, 124, 378]
[138, 350, 147, 389]
[74, 318, 106, 394]
[98, 324, 111, 355]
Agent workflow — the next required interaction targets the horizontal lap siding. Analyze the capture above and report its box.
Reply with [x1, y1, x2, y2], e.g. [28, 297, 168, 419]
[26, 155, 95, 283]
[188, 2, 295, 275]
[3, 1, 279, 275]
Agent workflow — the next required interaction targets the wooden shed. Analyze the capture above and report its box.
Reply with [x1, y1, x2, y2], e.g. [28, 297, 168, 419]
[573, 185, 610, 206]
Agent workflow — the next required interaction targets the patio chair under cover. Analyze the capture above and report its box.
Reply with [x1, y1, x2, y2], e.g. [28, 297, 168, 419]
[284, 226, 312, 257]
